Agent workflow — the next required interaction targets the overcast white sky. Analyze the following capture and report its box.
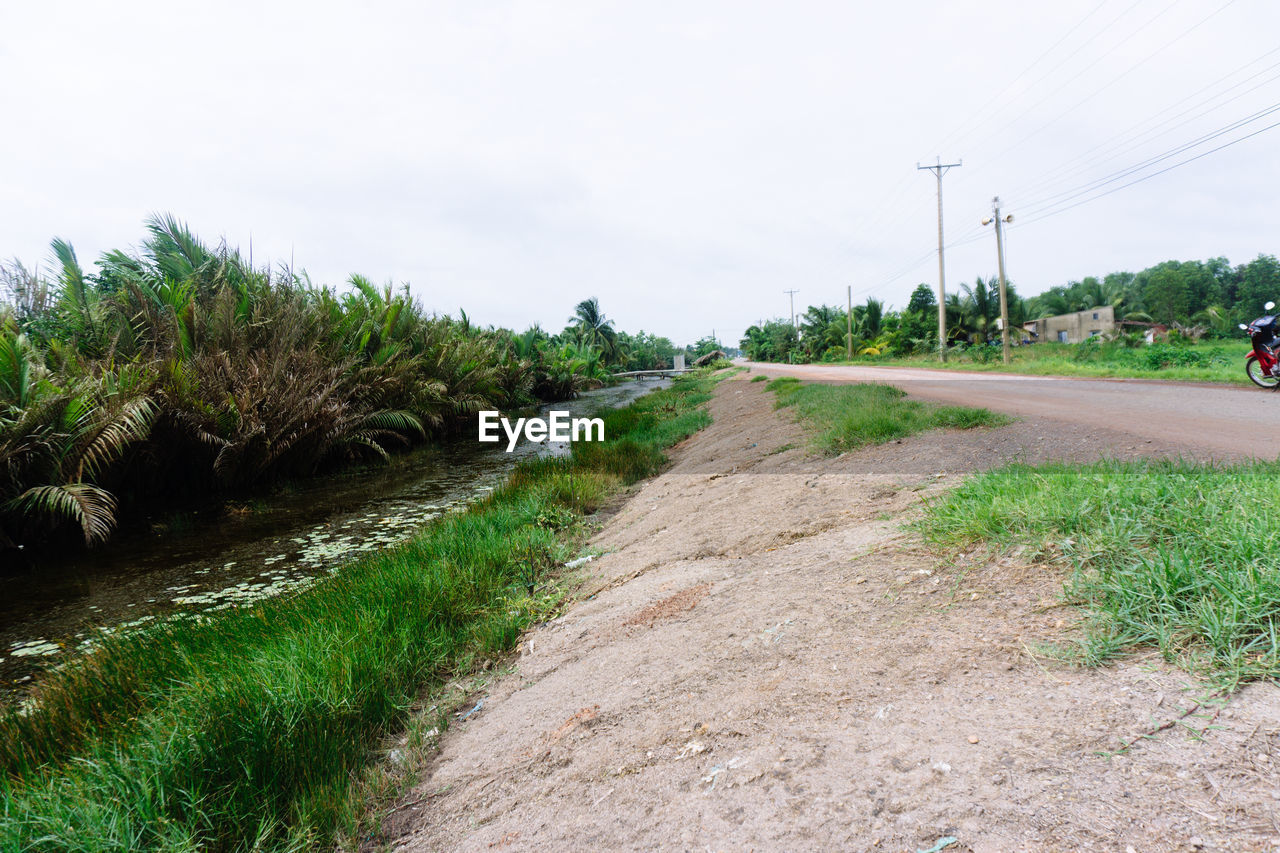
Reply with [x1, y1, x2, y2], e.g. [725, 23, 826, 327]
[4, 1, 1279, 345]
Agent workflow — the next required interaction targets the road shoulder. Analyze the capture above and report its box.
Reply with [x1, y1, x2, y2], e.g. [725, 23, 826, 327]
[384, 378, 1280, 852]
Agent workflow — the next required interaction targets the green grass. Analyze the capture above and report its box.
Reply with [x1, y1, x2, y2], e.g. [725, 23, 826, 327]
[848, 340, 1253, 384]
[767, 378, 1009, 453]
[921, 459, 1280, 685]
[0, 372, 718, 852]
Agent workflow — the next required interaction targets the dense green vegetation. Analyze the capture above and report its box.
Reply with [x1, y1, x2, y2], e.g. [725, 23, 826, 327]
[0, 216, 681, 554]
[922, 460, 1280, 686]
[885, 339, 1253, 384]
[0, 371, 716, 852]
[742, 253, 1280, 364]
[766, 377, 1008, 453]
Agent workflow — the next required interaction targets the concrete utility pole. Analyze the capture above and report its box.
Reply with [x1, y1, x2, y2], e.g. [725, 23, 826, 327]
[983, 196, 1014, 365]
[783, 290, 800, 364]
[846, 285, 853, 360]
[917, 156, 962, 362]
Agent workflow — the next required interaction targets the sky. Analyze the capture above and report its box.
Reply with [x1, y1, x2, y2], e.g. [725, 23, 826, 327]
[4, 0, 1280, 346]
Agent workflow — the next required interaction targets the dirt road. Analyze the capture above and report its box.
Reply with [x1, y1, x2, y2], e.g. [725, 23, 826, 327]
[741, 361, 1280, 461]
[385, 376, 1280, 852]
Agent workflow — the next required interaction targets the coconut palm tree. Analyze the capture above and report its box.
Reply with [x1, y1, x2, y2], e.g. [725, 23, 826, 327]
[799, 305, 846, 358]
[861, 298, 884, 338]
[570, 298, 618, 363]
[1073, 276, 1132, 315]
[957, 278, 999, 342]
[1027, 289, 1072, 320]
[739, 325, 772, 361]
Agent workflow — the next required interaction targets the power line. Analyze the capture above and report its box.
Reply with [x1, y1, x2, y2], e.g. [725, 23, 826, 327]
[781, 0, 1260, 322]
[865, 108, 1278, 298]
[967, 0, 1241, 186]
[933, 0, 1113, 156]
[1017, 99, 1280, 217]
[854, 222, 989, 302]
[1015, 115, 1280, 227]
[955, 0, 1177, 186]
[761, 3, 1175, 316]
[859, 247, 945, 298]
[856, 105, 1280, 308]
[827, 2, 1191, 308]
[1005, 44, 1280, 201]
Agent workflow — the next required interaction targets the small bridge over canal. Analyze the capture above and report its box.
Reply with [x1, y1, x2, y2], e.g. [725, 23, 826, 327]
[610, 368, 693, 379]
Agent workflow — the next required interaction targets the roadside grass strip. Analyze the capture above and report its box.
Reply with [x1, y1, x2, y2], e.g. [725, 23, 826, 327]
[0, 373, 717, 852]
[765, 377, 1009, 453]
[921, 459, 1280, 685]
[848, 340, 1252, 384]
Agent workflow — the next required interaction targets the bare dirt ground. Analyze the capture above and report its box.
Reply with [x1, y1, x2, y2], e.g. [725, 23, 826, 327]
[385, 376, 1280, 852]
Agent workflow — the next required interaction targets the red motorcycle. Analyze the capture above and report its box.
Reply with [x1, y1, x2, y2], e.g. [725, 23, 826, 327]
[1241, 300, 1280, 388]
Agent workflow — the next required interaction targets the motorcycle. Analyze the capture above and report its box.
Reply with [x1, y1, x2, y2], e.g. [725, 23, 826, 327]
[1240, 300, 1280, 388]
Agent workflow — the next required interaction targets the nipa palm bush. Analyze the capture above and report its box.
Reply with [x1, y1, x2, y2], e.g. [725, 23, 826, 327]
[156, 283, 425, 488]
[0, 317, 154, 546]
[1, 215, 633, 551]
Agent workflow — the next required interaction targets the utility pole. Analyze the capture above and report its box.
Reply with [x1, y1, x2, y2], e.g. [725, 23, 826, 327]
[783, 290, 800, 364]
[917, 156, 962, 362]
[846, 285, 853, 360]
[983, 197, 1014, 365]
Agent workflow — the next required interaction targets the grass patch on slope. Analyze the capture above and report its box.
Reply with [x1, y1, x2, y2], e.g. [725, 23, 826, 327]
[0, 372, 717, 853]
[766, 377, 1010, 453]
[921, 459, 1280, 686]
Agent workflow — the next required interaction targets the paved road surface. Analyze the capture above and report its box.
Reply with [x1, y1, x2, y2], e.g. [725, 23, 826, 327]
[741, 361, 1280, 460]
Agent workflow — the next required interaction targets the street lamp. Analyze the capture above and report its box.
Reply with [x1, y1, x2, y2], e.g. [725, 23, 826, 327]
[982, 197, 1014, 365]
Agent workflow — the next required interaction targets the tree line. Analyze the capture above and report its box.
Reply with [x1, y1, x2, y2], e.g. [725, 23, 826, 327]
[0, 216, 678, 553]
[741, 253, 1280, 362]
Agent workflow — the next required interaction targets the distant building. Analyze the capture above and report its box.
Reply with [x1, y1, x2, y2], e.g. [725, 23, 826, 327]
[1022, 305, 1116, 344]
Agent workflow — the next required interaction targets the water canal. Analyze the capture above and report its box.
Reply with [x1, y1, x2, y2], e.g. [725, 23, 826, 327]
[0, 379, 668, 699]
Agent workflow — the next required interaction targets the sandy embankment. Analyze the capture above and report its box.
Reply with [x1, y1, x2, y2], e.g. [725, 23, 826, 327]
[385, 376, 1280, 852]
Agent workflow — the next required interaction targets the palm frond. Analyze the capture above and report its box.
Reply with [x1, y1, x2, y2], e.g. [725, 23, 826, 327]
[348, 274, 381, 306]
[8, 483, 118, 545]
[359, 409, 424, 438]
[74, 395, 156, 480]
